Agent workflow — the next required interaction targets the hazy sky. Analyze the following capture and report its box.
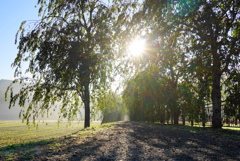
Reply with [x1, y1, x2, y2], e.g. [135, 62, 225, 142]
[0, 0, 39, 80]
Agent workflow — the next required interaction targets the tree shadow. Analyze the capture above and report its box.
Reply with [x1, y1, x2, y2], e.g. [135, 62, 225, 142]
[1, 122, 240, 160]
[117, 122, 240, 160]
[0, 139, 53, 160]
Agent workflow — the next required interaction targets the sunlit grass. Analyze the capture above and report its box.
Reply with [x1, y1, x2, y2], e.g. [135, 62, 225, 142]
[179, 121, 240, 130]
[0, 121, 117, 161]
[157, 121, 240, 140]
[222, 127, 240, 131]
[0, 120, 101, 147]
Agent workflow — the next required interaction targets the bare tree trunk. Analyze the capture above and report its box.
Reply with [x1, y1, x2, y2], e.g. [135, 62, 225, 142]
[182, 115, 185, 126]
[211, 68, 222, 128]
[173, 111, 179, 125]
[209, 9, 222, 128]
[84, 84, 90, 128]
[202, 105, 206, 127]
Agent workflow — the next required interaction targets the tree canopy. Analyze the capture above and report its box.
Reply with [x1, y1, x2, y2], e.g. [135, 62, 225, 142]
[7, 0, 121, 128]
[122, 0, 240, 128]
[6, 0, 240, 129]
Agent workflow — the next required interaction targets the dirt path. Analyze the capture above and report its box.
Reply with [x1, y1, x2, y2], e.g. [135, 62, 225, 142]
[30, 122, 240, 160]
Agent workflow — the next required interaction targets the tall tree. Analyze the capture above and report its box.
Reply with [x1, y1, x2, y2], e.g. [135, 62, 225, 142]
[6, 0, 118, 128]
[123, 67, 162, 122]
[183, 0, 240, 128]
[224, 71, 240, 125]
[95, 90, 125, 124]
[136, 0, 190, 124]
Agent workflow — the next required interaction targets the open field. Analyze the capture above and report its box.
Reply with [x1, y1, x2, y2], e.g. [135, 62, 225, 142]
[0, 120, 101, 148]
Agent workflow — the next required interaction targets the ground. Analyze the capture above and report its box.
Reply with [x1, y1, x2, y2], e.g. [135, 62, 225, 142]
[2, 121, 240, 160]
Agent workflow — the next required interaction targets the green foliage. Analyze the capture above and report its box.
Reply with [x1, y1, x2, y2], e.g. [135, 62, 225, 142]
[224, 72, 240, 120]
[94, 90, 125, 123]
[182, 0, 240, 128]
[7, 0, 121, 128]
[123, 67, 165, 122]
[5, 0, 240, 129]
[123, 0, 240, 128]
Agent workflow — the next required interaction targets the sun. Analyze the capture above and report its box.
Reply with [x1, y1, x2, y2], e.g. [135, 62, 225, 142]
[128, 38, 146, 57]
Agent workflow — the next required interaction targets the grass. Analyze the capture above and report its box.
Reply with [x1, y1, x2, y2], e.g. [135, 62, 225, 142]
[157, 122, 240, 140]
[0, 120, 100, 148]
[0, 120, 116, 160]
[141, 121, 240, 140]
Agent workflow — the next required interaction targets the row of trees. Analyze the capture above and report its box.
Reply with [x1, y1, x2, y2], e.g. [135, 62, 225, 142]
[6, 0, 239, 128]
[123, 0, 240, 128]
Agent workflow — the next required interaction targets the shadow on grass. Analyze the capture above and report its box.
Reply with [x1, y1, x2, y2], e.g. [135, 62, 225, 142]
[0, 122, 116, 161]
[1, 121, 240, 161]
[0, 139, 53, 160]
[64, 122, 240, 160]
[120, 122, 240, 160]
[162, 123, 240, 139]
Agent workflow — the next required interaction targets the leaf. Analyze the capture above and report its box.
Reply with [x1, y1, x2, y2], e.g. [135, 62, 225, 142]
[19, 21, 26, 30]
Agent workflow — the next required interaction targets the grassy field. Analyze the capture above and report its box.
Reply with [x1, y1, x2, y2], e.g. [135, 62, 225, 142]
[0, 120, 101, 148]
[0, 121, 115, 161]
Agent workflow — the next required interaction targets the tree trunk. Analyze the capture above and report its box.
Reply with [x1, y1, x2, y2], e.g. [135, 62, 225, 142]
[166, 110, 170, 124]
[200, 98, 206, 127]
[202, 105, 206, 127]
[173, 102, 179, 125]
[191, 119, 194, 126]
[210, 21, 222, 128]
[211, 70, 222, 128]
[84, 84, 90, 128]
[173, 111, 179, 125]
[182, 115, 185, 126]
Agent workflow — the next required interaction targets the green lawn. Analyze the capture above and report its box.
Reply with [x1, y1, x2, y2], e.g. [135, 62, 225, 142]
[0, 120, 101, 147]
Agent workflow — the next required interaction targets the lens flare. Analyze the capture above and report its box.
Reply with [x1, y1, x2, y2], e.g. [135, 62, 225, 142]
[128, 38, 146, 57]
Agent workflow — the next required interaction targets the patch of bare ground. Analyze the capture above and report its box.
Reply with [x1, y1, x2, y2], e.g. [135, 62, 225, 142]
[3, 121, 240, 161]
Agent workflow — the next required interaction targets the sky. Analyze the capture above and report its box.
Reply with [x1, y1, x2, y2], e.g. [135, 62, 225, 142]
[0, 0, 39, 80]
[0, 0, 137, 81]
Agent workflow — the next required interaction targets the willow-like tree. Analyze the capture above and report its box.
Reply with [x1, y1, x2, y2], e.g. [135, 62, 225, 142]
[132, 0, 190, 124]
[123, 67, 163, 122]
[6, 0, 118, 128]
[96, 90, 125, 124]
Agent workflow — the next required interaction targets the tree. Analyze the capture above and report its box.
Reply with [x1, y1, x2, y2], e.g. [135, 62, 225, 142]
[122, 0, 239, 128]
[136, 0, 190, 124]
[141, 0, 239, 128]
[183, 0, 240, 128]
[224, 71, 240, 125]
[123, 65, 180, 123]
[95, 90, 125, 124]
[6, 0, 118, 128]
